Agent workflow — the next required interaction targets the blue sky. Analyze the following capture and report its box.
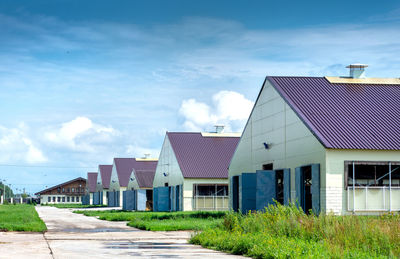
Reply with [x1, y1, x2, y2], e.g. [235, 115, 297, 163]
[1, 0, 400, 194]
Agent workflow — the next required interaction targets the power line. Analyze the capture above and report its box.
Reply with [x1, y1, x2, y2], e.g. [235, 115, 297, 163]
[0, 164, 96, 169]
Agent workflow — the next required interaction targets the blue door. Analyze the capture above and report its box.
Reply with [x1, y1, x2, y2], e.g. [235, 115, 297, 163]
[283, 169, 291, 205]
[256, 170, 275, 211]
[153, 188, 159, 211]
[241, 173, 256, 213]
[158, 186, 170, 212]
[311, 164, 320, 215]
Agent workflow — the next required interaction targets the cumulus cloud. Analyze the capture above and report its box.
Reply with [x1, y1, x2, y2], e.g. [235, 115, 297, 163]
[179, 90, 254, 132]
[45, 116, 118, 152]
[0, 125, 47, 163]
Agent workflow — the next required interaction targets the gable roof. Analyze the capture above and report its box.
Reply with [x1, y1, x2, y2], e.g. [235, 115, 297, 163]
[268, 76, 400, 150]
[87, 172, 98, 193]
[114, 158, 158, 187]
[134, 170, 156, 188]
[35, 177, 86, 195]
[167, 132, 240, 178]
[99, 165, 112, 189]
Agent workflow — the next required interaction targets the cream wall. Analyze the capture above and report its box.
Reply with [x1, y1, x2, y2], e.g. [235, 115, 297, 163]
[108, 161, 120, 192]
[40, 195, 82, 204]
[127, 170, 141, 190]
[326, 149, 400, 215]
[153, 135, 185, 188]
[183, 178, 228, 211]
[229, 79, 326, 211]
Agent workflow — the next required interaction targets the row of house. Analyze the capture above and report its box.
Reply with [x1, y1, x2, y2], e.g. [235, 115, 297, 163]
[38, 65, 400, 215]
[81, 130, 240, 212]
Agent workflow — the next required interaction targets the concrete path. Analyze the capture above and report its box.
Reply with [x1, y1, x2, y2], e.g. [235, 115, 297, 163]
[0, 206, 243, 259]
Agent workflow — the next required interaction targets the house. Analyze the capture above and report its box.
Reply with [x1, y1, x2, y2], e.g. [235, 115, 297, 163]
[153, 130, 240, 212]
[93, 165, 112, 205]
[35, 177, 86, 204]
[83, 172, 98, 205]
[108, 158, 158, 207]
[123, 157, 158, 211]
[228, 64, 400, 215]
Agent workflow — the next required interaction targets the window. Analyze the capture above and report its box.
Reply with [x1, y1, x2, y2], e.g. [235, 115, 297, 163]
[71, 188, 75, 193]
[48, 197, 51, 202]
[57, 197, 61, 202]
[62, 188, 65, 193]
[67, 188, 70, 193]
[263, 163, 273, 170]
[76, 197, 80, 202]
[346, 161, 400, 188]
[67, 197, 70, 202]
[62, 197, 65, 202]
[194, 185, 229, 196]
[71, 197, 75, 202]
[57, 187, 61, 193]
[193, 184, 229, 210]
[53, 197, 56, 202]
[164, 183, 169, 187]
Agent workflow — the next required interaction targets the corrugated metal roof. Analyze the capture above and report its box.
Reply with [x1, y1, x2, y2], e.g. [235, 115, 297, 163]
[134, 170, 156, 188]
[99, 165, 112, 189]
[87, 172, 98, 193]
[114, 158, 157, 187]
[268, 76, 400, 150]
[167, 132, 240, 178]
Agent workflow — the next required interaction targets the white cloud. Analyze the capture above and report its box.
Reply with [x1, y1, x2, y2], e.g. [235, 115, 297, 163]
[0, 125, 47, 163]
[179, 90, 254, 132]
[45, 116, 118, 152]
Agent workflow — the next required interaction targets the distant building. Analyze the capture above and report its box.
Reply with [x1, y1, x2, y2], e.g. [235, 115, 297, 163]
[124, 160, 157, 211]
[229, 64, 400, 215]
[153, 130, 240, 211]
[108, 158, 158, 207]
[35, 177, 86, 204]
[83, 172, 98, 205]
[93, 165, 113, 205]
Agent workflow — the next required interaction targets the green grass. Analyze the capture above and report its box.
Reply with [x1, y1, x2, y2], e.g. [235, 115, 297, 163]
[190, 203, 400, 258]
[74, 210, 226, 231]
[0, 204, 47, 232]
[43, 204, 107, 209]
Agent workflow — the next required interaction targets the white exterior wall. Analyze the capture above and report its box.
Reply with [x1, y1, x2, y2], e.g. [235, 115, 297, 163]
[127, 170, 141, 190]
[109, 161, 120, 191]
[40, 194, 82, 204]
[229, 80, 326, 211]
[153, 135, 185, 188]
[96, 173, 103, 192]
[183, 178, 228, 211]
[326, 149, 400, 215]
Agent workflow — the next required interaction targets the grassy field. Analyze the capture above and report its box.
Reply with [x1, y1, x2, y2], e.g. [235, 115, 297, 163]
[0, 204, 47, 232]
[42, 204, 107, 209]
[75, 210, 226, 231]
[190, 203, 400, 258]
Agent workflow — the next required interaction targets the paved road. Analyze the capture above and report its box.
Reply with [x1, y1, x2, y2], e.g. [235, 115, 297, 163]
[0, 206, 243, 259]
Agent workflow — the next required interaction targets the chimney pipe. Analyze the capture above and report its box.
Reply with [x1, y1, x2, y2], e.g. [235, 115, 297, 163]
[346, 64, 368, 79]
[214, 124, 225, 134]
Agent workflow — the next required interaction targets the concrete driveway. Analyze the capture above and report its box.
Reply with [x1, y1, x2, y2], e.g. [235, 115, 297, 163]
[0, 206, 243, 259]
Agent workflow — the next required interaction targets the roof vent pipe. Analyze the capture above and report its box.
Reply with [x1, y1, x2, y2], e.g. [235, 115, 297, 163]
[346, 64, 368, 79]
[215, 124, 225, 133]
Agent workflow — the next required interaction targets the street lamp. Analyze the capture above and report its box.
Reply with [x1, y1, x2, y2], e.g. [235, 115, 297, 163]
[2, 180, 6, 203]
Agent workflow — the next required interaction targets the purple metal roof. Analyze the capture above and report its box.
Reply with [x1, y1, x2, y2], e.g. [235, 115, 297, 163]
[98, 165, 112, 189]
[87, 172, 98, 193]
[167, 132, 240, 178]
[134, 170, 156, 188]
[114, 158, 157, 187]
[268, 76, 400, 150]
